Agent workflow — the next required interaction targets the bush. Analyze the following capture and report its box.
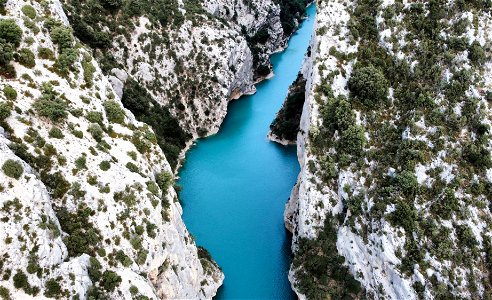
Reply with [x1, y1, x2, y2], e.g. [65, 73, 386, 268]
[0, 19, 22, 46]
[2, 159, 23, 179]
[101, 270, 121, 292]
[468, 41, 485, 65]
[0, 39, 13, 65]
[0, 102, 11, 121]
[43, 279, 61, 298]
[50, 25, 73, 50]
[3, 85, 16, 100]
[156, 172, 173, 192]
[338, 125, 366, 155]
[126, 162, 138, 173]
[37, 47, 54, 60]
[348, 65, 389, 107]
[88, 123, 104, 142]
[99, 160, 111, 171]
[12, 271, 28, 289]
[86, 111, 103, 125]
[48, 127, 64, 139]
[54, 48, 77, 75]
[33, 84, 68, 122]
[21, 5, 36, 20]
[103, 101, 125, 124]
[16, 48, 35, 68]
[394, 170, 419, 196]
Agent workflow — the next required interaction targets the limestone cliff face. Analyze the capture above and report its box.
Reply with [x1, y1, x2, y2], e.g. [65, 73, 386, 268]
[287, 0, 492, 299]
[0, 1, 222, 298]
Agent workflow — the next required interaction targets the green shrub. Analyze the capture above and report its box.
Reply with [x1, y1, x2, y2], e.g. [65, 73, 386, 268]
[88, 123, 104, 142]
[12, 271, 28, 289]
[43, 279, 61, 298]
[338, 125, 366, 156]
[33, 84, 68, 122]
[0, 39, 13, 66]
[0, 102, 11, 121]
[2, 159, 23, 179]
[103, 101, 125, 124]
[56, 206, 102, 257]
[99, 160, 111, 171]
[0, 286, 10, 300]
[348, 65, 389, 107]
[48, 127, 64, 139]
[16, 48, 35, 68]
[156, 172, 173, 192]
[37, 47, 54, 60]
[21, 5, 36, 20]
[75, 155, 86, 169]
[126, 162, 138, 173]
[0, 19, 22, 47]
[468, 41, 485, 65]
[49, 25, 73, 50]
[101, 271, 121, 292]
[3, 85, 16, 100]
[394, 171, 419, 196]
[54, 48, 77, 75]
[86, 111, 103, 125]
[88, 257, 102, 282]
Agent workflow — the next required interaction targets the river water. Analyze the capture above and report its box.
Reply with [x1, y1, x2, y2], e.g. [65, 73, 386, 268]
[178, 5, 316, 299]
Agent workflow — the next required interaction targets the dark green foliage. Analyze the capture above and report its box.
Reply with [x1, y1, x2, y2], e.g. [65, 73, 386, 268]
[16, 48, 35, 68]
[0, 39, 13, 66]
[338, 125, 366, 156]
[463, 142, 492, 170]
[12, 271, 28, 289]
[54, 48, 78, 75]
[49, 25, 74, 51]
[390, 201, 417, 233]
[99, 160, 111, 171]
[2, 159, 23, 179]
[121, 80, 190, 168]
[348, 65, 389, 108]
[0, 19, 22, 47]
[88, 257, 102, 282]
[126, 162, 138, 173]
[44, 279, 62, 298]
[101, 271, 121, 292]
[277, 0, 310, 35]
[103, 100, 125, 124]
[293, 216, 363, 299]
[33, 84, 68, 122]
[0, 102, 11, 121]
[394, 171, 419, 196]
[40, 171, 70, 199]
[430, 188, 459, 220]
[48, 127, 64, 139]
[270, 73, 306, 141]
[155, 172, 173, 193]
[56, 206, 102, 257]
[468, 41, 485, 65]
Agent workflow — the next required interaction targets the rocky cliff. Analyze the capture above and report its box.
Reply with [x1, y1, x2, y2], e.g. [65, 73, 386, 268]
[0, 1, 223, 298]
[286, 0, 492, 299]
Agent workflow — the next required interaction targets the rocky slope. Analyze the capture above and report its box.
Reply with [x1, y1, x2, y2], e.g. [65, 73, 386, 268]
[285, 0, 492, 299]
[0, 1, 222, 298]
[60, 0, 309, 170]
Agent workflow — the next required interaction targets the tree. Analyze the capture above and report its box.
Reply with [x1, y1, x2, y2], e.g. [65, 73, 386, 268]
[16, 48, 35, 68]
[0, 19, 22, 46]
[348, 65, 389, 107]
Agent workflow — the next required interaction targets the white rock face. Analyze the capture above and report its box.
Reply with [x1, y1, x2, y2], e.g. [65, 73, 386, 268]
[0, 0, 222, 298]
[287, 0, 492, 299]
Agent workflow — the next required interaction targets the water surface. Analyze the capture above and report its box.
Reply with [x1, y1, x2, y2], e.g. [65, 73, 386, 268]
[178, 5, 316, 298]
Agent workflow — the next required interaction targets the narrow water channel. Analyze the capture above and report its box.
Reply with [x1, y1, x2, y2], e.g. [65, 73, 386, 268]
[178, 5, 316, 299]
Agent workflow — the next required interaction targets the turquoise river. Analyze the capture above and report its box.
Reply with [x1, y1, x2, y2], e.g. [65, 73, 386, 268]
[178, 4, 316, 299]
